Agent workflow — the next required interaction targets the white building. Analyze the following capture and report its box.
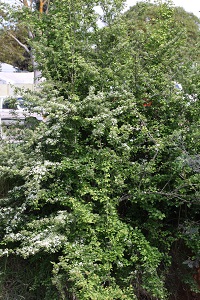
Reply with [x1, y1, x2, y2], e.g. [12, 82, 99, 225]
[0, 63, 35, 96]
[0, 72, 34, 85]
[0, 63, 19, 73]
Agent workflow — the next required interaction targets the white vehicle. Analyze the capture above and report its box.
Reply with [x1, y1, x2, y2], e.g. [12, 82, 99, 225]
[0, 96, 43, 125]
[0, 96, 44, 140]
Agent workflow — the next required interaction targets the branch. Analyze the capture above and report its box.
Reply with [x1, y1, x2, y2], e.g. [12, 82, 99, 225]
[45, 0, 50, 14]
[145, 190, 198, 204]
[22, 0, 29, 8]
[8, 32, 30, 53]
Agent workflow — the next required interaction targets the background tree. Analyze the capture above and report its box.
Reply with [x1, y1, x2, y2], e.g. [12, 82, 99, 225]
[0, 27, 31, 71]
[0, 0, 51, 78]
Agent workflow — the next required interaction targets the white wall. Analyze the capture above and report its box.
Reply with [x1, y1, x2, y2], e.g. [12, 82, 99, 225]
[0, 83, 35, 97]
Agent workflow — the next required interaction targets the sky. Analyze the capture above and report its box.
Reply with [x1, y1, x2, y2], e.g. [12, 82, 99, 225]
[125, 0, 200, 18]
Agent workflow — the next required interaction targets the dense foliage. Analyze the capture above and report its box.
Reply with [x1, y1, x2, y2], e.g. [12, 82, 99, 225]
[0, 1, 199, 299]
